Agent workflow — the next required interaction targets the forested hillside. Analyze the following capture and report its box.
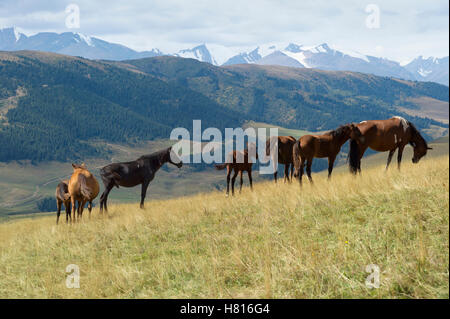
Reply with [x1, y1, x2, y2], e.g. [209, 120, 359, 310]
[0, 51, 448, 163]
[123, 56, 448, 132]
[0, 51, 242, 162]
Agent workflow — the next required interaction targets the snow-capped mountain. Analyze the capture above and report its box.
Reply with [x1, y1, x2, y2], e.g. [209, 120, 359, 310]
[174, 44, 217, 65]
[0, 27, 163, 61]
[402, 56, 449, 86]
[1, 27, 448, 85]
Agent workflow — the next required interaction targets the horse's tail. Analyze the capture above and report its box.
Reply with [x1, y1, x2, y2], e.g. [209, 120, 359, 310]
[99, 167, 121, 188]
[348, 139, 360, 174]
[79, 174, 94, 199]
[215, 163, 227, 170]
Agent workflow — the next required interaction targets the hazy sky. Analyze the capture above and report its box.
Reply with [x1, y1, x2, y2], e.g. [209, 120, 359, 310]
[1, 0, 448, 62]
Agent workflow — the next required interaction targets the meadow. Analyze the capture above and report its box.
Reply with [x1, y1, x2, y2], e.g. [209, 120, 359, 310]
[0, 153, 448, 298]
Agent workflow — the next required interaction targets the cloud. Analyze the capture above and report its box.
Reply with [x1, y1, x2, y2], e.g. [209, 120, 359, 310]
[0, 0, 448, 61]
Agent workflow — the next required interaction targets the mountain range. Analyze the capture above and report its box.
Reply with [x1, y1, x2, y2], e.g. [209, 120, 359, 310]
[1, 27, 448, 86]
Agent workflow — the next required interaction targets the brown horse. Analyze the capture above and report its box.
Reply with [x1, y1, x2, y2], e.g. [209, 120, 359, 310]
[55, 180, 71, 224]
[215, 148, 257, 196]
[293, 123, 362, 184]
[68, 163, 100, 222]
[266, 135, 297, 183]
[349, 116, 432, 173]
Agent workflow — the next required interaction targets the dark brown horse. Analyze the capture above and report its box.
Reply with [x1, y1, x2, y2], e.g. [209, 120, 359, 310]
[215, 148, 257, 196]
[99, 147, 182, 212]
[266, 135, 297, 183]
[55, 180, 71, 224]
[293, 123, 362, 184]
[349, 117, 432, 173]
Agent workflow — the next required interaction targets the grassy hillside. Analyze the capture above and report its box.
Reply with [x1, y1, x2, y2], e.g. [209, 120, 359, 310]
[0, 155, 448, 298]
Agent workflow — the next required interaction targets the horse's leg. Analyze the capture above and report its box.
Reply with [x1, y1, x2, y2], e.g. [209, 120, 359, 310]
[306, 158, 313, 183]
[71, 198, 76, 223]
[78, 200, 86, 220]
[65, 202, 70, 224]
[88, 201, 92, 219]
[397, 145, 405, 170]
[284, 164, 289, 183]
[248, 170, 253, 191]
[140, 180, 150, 209]
[231, 169, 238, 196]
[100, 183, 114, 213]
[274, 171, 278, 183]
[226, 166, 231, 197]
[290, 163, 294, 182]
[385, 149, 396, 171]
[56, 199, 62, 225]
[239, 170, 243, 194]
[357, 145, 369, 174]
[328, 156, 336, 179]
[299, 157, 305, 186]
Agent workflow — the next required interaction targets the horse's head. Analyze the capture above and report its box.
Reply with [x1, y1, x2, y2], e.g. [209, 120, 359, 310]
[168, 146, 183, 168]
[410, 126, 432, 163]
[411, 140, 432, 163]
[72, 163, 87, 171]
[348, 123, 364, 144]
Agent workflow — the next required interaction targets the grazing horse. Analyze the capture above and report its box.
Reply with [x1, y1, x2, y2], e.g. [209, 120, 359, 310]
[215, 146, 257, 196]
[266, 136, 297, 183]
[99, 147, 183, 212]
[68, 163, 100, 222]
[55, 180, 71, 224]
[293, 123, 362, 184]
[348, 116, 432, 173]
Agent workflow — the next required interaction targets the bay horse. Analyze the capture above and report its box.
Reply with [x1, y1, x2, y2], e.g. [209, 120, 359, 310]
[266, 136, 297, 183]
[55, 180, 71, 224]
[215, 145, 257, 196]
[293, 123, 362, 184]
[349, 116, 432, 173]
[99, 146, 182, 212]
[68, 163, 100, 222]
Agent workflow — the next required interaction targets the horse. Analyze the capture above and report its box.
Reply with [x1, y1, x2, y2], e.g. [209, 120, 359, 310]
[293, 123, 362, 184]
[348, 117, 432, 174]
[55, 180, 71, 224]
[215, 146, 257, 196]
[99, 146, 183, 212]
[68, 163, 100, 222]
[266, 135, 297, 183]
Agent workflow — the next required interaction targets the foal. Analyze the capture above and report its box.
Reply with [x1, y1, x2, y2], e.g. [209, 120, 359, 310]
[215, 148, 257, 196]
[55, 180, 71, 224]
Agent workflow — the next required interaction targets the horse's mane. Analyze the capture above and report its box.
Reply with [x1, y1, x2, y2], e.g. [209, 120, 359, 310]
[327, 125, 348, 138]
[140, 147, 171, 161]
[408, 121, 428, 147]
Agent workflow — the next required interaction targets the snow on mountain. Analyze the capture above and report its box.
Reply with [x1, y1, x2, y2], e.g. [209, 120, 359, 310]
[174, 44, 217, 65]
[403, 56, 449, 86]
[1, 26, 447, 85]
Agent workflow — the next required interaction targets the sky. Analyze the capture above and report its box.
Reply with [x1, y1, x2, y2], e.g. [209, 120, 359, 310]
[0, 0, 448, 63]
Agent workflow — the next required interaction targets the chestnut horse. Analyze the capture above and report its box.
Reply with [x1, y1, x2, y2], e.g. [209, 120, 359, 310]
[215, 147, 257, 196]
[266, 136, 297, 183]
[293, 123, 362, 184]
[68, 163, 99, 222]
[348, 117, 432, 173]
[55, 180, 71, 224]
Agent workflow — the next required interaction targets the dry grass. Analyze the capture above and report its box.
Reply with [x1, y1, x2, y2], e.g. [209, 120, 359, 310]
[0, 156, 448, 298]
